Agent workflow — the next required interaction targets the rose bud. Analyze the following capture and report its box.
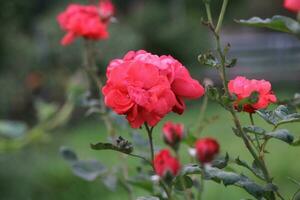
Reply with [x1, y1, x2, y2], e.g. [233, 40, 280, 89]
[153, 149, 181, 178]
[162, 121, 184, 150]
[284, 0, 300, 13]
[195, 137, 220, 164]
[228, 76, 276, 113]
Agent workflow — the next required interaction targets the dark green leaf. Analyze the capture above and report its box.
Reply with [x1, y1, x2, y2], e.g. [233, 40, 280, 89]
[71, 160, 106, 181]
[181, 164, 202, 176]
[225, 58, 237, 68]
[266, 129, 294, 144]
[91, 136, 133, 154]
[204, 166, 271, 198]
[236, 15, 300, 37]
[292, 138, 300, 146]
[257, 105, 300, 127]
[234, 157, 264, 180]
[211, 153, 229, 169]
[198, 52, 219, 67]
[174, 175, 193, 191]
[243, 126, 266, 135]
[60, 146, 78, 163]
[0, 120, 28, 138]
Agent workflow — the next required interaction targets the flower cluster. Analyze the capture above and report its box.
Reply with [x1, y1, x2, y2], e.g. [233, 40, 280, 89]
[228, 76, 277, 113]
[153, 149, 181, 178]
[284, 0, 300, 12]
[57, 0, 115, 46]
[102, 50, 205, 128]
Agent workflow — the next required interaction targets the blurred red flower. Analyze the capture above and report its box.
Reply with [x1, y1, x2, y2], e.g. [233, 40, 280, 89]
[195, 137, 219, 164]
[153, 149, 181, 177]
[57, 0, 115, 46]
[162, 121, 184, 148]
[284, 0, 300, 13]
[102, 50, 205, 128]
[228, 76, 276, 113]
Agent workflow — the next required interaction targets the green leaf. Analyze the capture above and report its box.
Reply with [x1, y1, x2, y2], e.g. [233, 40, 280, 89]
[0, 120, 28, 139]
[266, 129, 294, 144]
[91, 136, 133, 154]
[128, 178, 154, 193]
[71, 160, 106, 181]
[198, 52, 219, 68]
[181, 164, 202, 176]
[35, 99, 59, 122]
[204, 166, 274, 199]
[292, 138, 300, 146]
[60, 146, 78, 163]
[236, 15, 300, 37]
[102, 173, 117, 191]
[243, 126, 266, 135]
[211, 153, 229, 169]
[136, 197, 159, 200]
[235, 157, 264, 180]
[257, 105, 300, 127]
[174, 175, 193, 191]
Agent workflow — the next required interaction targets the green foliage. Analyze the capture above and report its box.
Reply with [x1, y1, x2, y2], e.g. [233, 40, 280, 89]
[237, 15, 300, 38]
[174, 175, 193, 191]
[91, 136, 134, 155]
[256, 105, 300, 127]
[136, 197, 159, 200]
[0, 120, 28, 139]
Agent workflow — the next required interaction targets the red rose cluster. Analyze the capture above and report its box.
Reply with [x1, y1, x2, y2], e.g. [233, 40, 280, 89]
[228, 76, 277, 113]
[102, 50, 205, 128]
[57, 0, 115, 46]
[153, 149, 181, 178]
[284, 0, 300, 12]
[195, 138, 219, 164]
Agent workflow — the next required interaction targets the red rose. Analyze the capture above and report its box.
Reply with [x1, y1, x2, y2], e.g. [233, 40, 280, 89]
[153, 149, 181, 177]
[284, 0, 300, 12]
[162, 121, 184, 148]
[102, 50, 205, 128]
[195, 138, 219, 164]
[99, 0, 115, 20]
[228, 76, 277, 113]
[57, 1, 115, 46]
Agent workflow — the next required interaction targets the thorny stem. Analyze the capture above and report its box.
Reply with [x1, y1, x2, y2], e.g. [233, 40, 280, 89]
[205, 2, 214, 27]
[204, 1, 282, 199]
[144, 123, 154, 162]
[144, 123, 174, 200]
[215, 0, 228, 34]
[250, 113, 261, 149]
[83, 40, 133, 199]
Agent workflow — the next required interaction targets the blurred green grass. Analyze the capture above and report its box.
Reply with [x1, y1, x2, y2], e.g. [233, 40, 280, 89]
[0, 89, 299, 200]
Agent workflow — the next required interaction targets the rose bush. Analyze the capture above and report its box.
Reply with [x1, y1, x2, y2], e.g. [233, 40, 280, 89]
[102, 50, 205, 128]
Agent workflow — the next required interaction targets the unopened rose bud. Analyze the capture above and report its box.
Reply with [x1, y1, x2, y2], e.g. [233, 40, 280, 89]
[153, 149, 181, 178]
[195, 137, 219, 164]
[162, 121, 184, 150]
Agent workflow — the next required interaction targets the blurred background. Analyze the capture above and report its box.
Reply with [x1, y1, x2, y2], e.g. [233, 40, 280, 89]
[0, 0, 299, 199]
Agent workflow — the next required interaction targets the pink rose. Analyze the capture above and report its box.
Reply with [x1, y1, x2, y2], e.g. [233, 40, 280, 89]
[57, 1, 115, 46]
[284, 0, 300, 13]
[102, 50, 205, 128]
[228, 76, 277, 113]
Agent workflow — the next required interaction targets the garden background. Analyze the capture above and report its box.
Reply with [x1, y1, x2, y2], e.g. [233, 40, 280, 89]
[0, 0, 299, 199]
